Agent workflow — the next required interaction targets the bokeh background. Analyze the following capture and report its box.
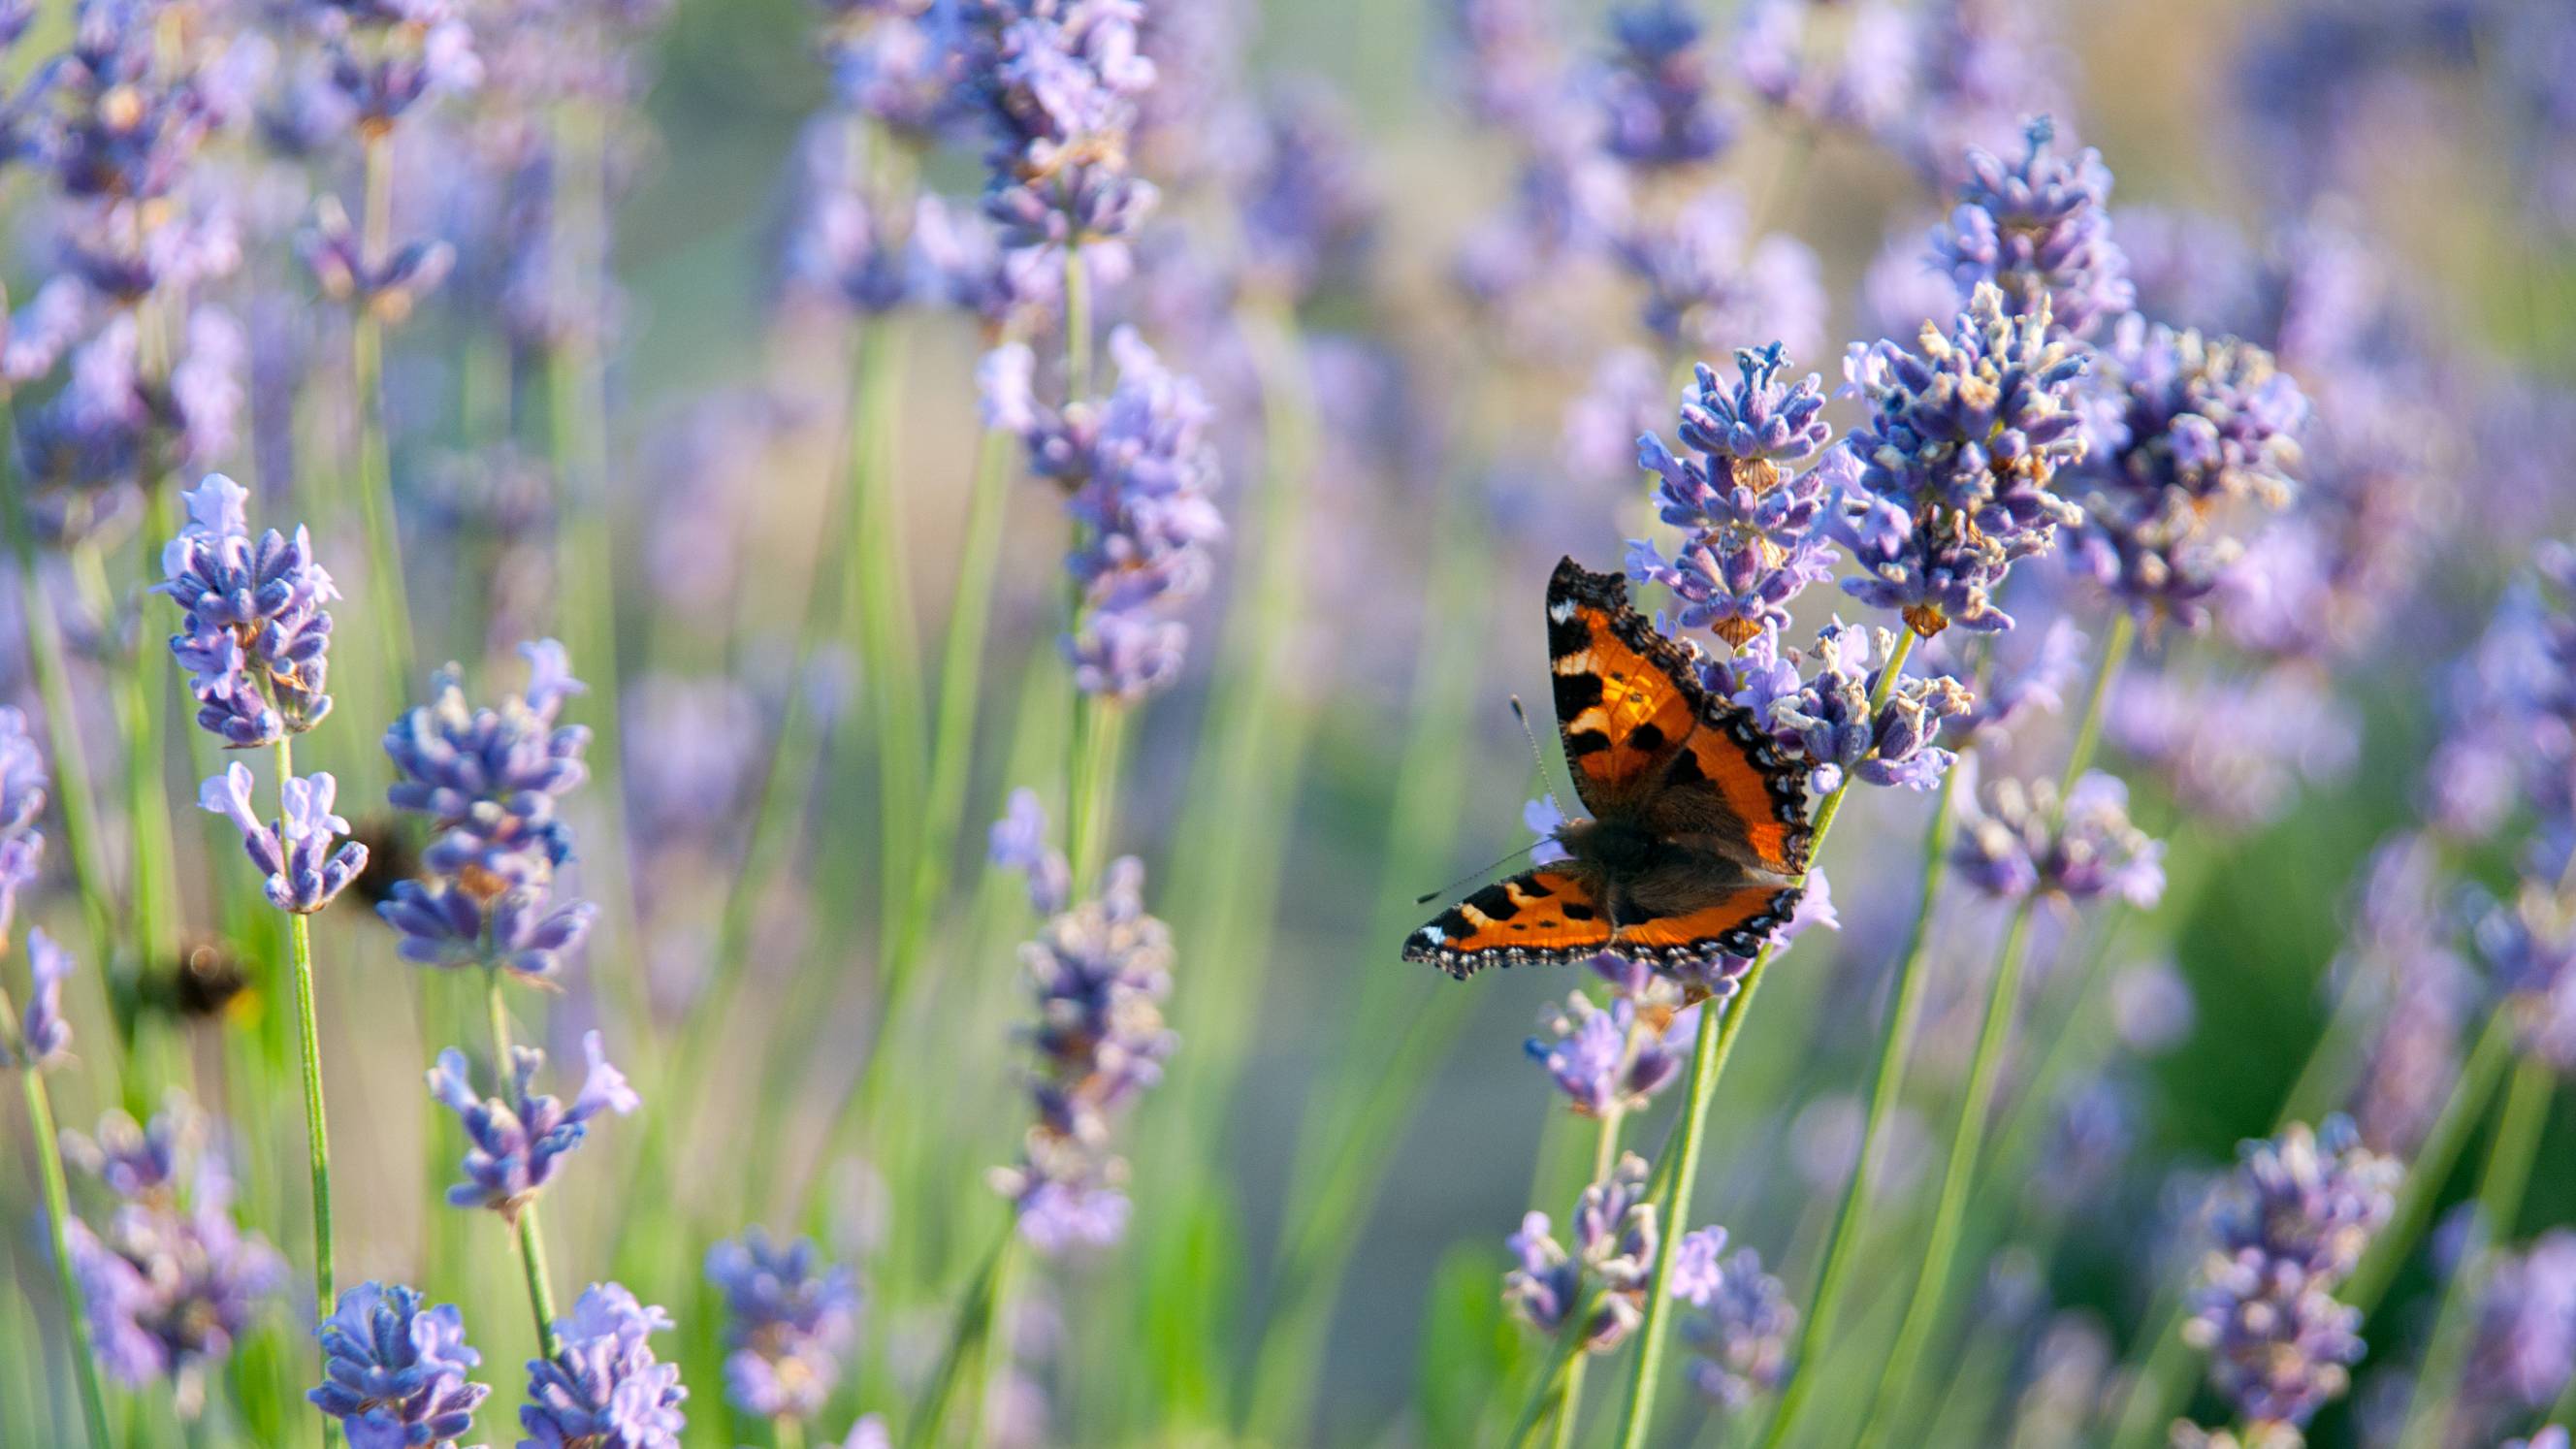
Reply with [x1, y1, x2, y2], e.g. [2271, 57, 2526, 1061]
[3, 0, 2574, 1444]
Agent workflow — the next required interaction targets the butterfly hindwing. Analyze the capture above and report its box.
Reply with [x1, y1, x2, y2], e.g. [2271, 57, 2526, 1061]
[1645, 700, 1812, 878]
[1402, 868, 1614, 980]
[1546, 558, 1702, 817]
[1612, 883, 1804, 962]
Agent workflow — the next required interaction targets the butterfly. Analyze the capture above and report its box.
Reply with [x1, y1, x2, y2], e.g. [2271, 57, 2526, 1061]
[1403, 557, 1813, 980]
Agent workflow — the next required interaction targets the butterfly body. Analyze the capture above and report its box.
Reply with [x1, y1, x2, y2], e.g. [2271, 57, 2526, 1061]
[1403, 558, 1813, 980]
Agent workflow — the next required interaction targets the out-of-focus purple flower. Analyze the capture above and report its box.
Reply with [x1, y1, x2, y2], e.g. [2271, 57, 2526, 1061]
[157, 473, 340, 748]
[519, 1282, 688, 1448]
[1629, 342, 1839, 650]
[301, 195, 455, 324]
[979, 0, 1160, 272]
[706, 1228, 861, 1424]
[1896, 0, 2073, 186]
[1772, 621, 1975, 794]
[777, 118, 916, 316]
[2116, 208, 2261, 336]
[1442, 0, 1566, 130]
[1615, 191, 1824, 363]
[1932, 115, 2132, 340]
[62, 1098, 285, 1418]
[2183, 1117, 2396, 1432]
[2329, 834, 2476, 1152]
[2428, 547, 2576, 843]
[424, 1029, 639, 1222]
[1504, 1152, 1659, 1351]
[1232, 80, 1376, 301]
[1952, 766, 2165, 907]
[7, 926, 78, 1069]
[1526, 993, 1697, 1117]
[2107, 668, 2358, 834]
[1681, 1245, 1796, 1411]
[1669, 1225, 1728, 1304]
[990, 854, 1175, 1255]
[1835, 283, 2091, 637]
[197, 761, 370, 915]
[0, 706, 45, 944]
[2465, 1231, 2576, 1412]
[989, 787, 1074, 916]
[1597, 1, 1732, 171]
[308, 1281, 491, 1449]
[2028, 1075, 2138, 1214]
[1735, 0, 1916, 136]
[2480, 880, 2576, 1076]
[1935, 615, 2084, 748]
[2070, 318, 2309, 629]
[1562, 347, 1665, 484]
[317, 1, 482, 129]
[2111, 957, 2196, 1055]
[1017, 328, 1224, 701]
[824, 2, 970, 141]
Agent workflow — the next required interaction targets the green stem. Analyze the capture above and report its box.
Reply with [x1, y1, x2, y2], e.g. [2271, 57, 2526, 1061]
[1764, 758, 1966, 1448]
[1511, 1317, 1593, 1449]
[1066, 698, 1127, 889]
[1857, 898, 2038, 1448]
[15, 1053, 114, 1449]
[276, 734, 337, 1359]
[2395, 1056, 2555, 1449]
[486, 974, 561, 1359]
[775, 1419, 806, 1449]
[906, 1228, 1014, 1449]
[0, 444, 116, 960]
[350, 132, 415, 696]
[2059, 613, 2134, 791]
[840, 318, 928, 980]
[1551, 1108, 1630, 1449]
[1610, 628, 1920, 1449]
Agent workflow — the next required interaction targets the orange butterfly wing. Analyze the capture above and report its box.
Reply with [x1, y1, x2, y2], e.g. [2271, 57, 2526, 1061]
[1546, 559, 1703, 817]
[1613, 886, 1801, 960]
[1402, 868, 1614, 980]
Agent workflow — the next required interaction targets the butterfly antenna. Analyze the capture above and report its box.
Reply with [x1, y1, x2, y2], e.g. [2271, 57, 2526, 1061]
[1413, 840, 1542, 906]
[1508, 695, 1564, 821]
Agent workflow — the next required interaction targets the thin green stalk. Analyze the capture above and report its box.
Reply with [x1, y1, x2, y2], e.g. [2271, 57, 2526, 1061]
[906, 1227, 1014, 1449]
[1764, 758, 1966, 1448]
[2060, 613, 2134, 788]
[274, 737, 338, 1334]
[2394, 1056, 2555, 1449]
[14, 1050, 114, 1449]
[486, 974, 562, 1359]
[0, 443, 115, 958]
[1511, 1315, 1594, 1449]
[1610, 628, 1920, 1449]
[1856, 898, 2038, 1448]
[1550, 1107, 1631, 1449]
[775, 1419, 806, 1449]
[839, 318, 929, 978]
[350, 132, 415, 695]
[1066, 697, 1127, 889]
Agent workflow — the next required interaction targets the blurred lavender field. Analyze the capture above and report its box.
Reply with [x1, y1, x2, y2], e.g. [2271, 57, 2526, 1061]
[2, 0, 2575, 1446]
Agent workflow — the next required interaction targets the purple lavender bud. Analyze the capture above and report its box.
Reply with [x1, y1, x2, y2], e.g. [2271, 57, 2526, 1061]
[1735, 0, 1918, 136]
[378, 877, 598, 982]
[10, 925, 77, 1068]
[519, 1282, 688, 1448]
[1597, 1, 1733, 170]
[991, 855, 1175, 1255]
[2466, 1231, 2576, 1412]
[706, 1228, 861, 1424]
[197, 762, 370, 915]
[1835, 282, 2091, 637]
[308, 1282, 491, 1449]
[157, 474, 341, 747]
[383, 641, 592, 881]
[1615, 191, 1824, 362]
[825, 3, 971, 140]
[425, 1030, 639, 1221]
[1669, 1225, 1728, 1304]
[1504, 1153, 1660, 1352]
[989, 787, 1072, 916]
[1683, 1245, 1796, 1411]
[1526, 795, 1571, 865]
[1525, 993, 1698, 1116]
[300, 196, 455, 324]
[1629, 342, 1840, 649]
[1932, 115, 2133, 340]
[1771, 622, 1974, 794]
[2183, 1117, 2397, 1431]
[779, 119, 915, 314]
[62, 1099, 286, 1412]
[1952, 766, 2166, 907]
[980, 1, 1161, 263]
[319, 4, 482, 129]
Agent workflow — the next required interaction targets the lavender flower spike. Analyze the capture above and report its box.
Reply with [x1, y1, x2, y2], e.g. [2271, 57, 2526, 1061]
[1683, 1245, 1797, 1412]
[8, 926, 77, 1068]
[308, 1282, 491, 1449]
[706, 1228, 862, 1424]
[1526, 993, 1697, 1116]
[1953, 767, 2166, 907]
[1503, 1153, 1661, 1352]
[198, 762, 369, 914]
[425, 1030, 640, 1222]
[158, 473, 340, 747]
[1933, 114, 2134, 339]
[1772, 621, 1975, 794]
[520, 1282, 688, 1448]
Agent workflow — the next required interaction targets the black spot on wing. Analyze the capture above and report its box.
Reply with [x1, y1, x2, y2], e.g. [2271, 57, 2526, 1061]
[1564, 728, 1612, 758]
[1552, 669, 1605, 721]
[1463, 883, 1521, 921]
[1547, 612, 1592, 658]
[1562, 901, 1597, 921]
[1665, 746, 1708, 787]
[1626, 722, 1668, 755]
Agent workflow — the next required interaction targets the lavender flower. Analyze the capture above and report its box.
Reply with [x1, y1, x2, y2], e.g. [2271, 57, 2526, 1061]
[2107, 669, 2357, 834]
[1628, 342, 1839, 649]
[1735, 0, 1918, 137]
[308, 1282, 491, 1449]
[1018, 329, 1224, 701]
[2070, 319, 2309, 628]
[2465, 1231, 2576, 1413]
[2479, 881, 2576, 1075]
[1835, 282, 2092, 637]
[157, 474, 340, 748]
[1597, 1, 1731, 171]
[1898, 0, 2072, 186]
[1525, 992, 1697, 1117]
[1503, 1152, 1659, 1351]
[1771, 621, 1975, 794]
[2182, 1117, 2397, 1432]
[6, 926, 77, 1068]
[1952, 766, 2166, 907]
[0, 706, 44, 944]
[1232, 81, 1377, 302]
[1680, 1245, 1797, 1410]
[1936, 615, 2085, 748]
[519, 1283, 688, 1448]
[1932, 115, 2132, 340]
[705, 1229, 861, 1424]
[424, 1030, 639, 1222]
[62, 1099, 285, 1418]
[197, 761, 370, 915]
[302, 195, 456, 323]
[989, 787, 1073, 916]
[1443, 0, 1566, 130]
[1615, 191, 1825, 363]
[979, 0, 1160, 270]
[989, 850, 1176, 1254]
[315, 0, 482, 130]
[2427, 547, 2576, 842]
